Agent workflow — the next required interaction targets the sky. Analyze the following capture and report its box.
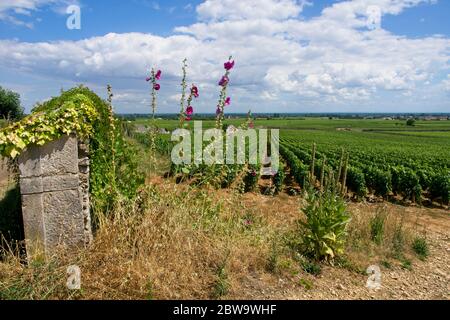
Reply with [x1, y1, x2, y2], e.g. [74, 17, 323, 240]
[0, 0, 449, 114]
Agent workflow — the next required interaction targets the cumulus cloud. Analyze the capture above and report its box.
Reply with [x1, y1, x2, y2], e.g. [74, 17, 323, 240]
[0, 0, 449, 112]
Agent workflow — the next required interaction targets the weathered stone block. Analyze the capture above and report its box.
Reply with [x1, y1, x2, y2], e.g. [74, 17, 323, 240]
[42, 174, 79, 192]
[20, 176, 43, 194]
[18, 134, 92, 258]
[40, 134, 79, 176]
[18, 146, 42, 178]
[43, 190, 85, 249]
[21, 193, 45, 245]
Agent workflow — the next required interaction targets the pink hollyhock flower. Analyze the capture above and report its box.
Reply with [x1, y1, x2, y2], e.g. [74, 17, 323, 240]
[225, 97, 231, 106]
[191, 85, 199, 98]
[153, 83, 161, 91]
[224, 60, 235, 71]
[216, 106, 221, 115]
[155, 70, 162, 80]
[186, 116, 192, 121]
[186, 106, 194, 115]
[218, 75, 229, 86]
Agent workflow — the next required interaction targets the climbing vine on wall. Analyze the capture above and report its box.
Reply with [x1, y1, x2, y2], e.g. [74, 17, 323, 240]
[0, 94, 98, 158]
[0, 86, 144, 217]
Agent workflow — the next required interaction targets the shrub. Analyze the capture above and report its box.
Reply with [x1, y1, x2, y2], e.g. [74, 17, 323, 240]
[364, 166, 392, 198]
[370, 211, 385, 245]
[391, 166, 422, 202]
[272, 162, 286, 194]
[429, 171, 450, 205]
[300, 259, 322, 275]
[299, 190, 351, 262]
[346, 166, 367, 197]
[243, 164, 260, 192]
[412, 236, 429, 260]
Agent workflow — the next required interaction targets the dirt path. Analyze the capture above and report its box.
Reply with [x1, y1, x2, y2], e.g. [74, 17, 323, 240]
[231, 194, 449, 300]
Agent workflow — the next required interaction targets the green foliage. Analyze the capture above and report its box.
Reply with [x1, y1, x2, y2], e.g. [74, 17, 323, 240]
[298, 278, 313, 290]
[392, 224, 405, 259]
[406, 118, 416, 126]
[412, 236, 429, 260]
[279, 126, 450, 205]
[299, 190, 351, 262]
[370, 211, 385, 245]
[429, 171, 450, 204]
[346, 166, 367, 197]
[266, 242, 280, 274]
[1, 86, 143, 216]
[300, 258, 322, 275]
[243, 164, 260, 192]
[391, 166, 422, 202]
[213, 262, 229, 299]
[0, 93, 98, 158]
[365, 167, 392, 198]
[0, 86, 24, 120]
[272, 162, 286, 194]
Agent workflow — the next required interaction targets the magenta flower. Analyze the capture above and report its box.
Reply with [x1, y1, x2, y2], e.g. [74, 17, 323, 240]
[186, 116, 192, 121]
[154, 83, 161, 91]
[216, 106, 221, 116]
[155, 70, 162, 80]
[146, 77, 151, 82]
[186, 106, 194, 115]
[224, 60, 235, 71]
[225, 97, 231, 106]
[218, 75, 229, 86]
[191, 85, 199, 98]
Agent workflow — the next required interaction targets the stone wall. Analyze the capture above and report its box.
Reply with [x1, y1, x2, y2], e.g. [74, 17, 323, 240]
[18, 134, 92, 257]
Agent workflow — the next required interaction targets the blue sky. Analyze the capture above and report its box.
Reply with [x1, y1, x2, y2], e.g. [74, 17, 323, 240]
[0, 0, 449, 114]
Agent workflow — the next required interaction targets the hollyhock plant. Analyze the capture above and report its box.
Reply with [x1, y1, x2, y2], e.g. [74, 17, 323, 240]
[146, 68, 161, 119]
[218, 75, 229, 87]
[215, 56, 234, 129]
[224, 60, 235, 71]
[178, 59, 199, 125]
[191, 85, 199, 98]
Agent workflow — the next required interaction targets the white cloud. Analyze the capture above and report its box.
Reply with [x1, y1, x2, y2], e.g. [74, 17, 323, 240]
[196, 0, 311, 22]
[0, 0, 78, 26]
[0, 0, 449, 113]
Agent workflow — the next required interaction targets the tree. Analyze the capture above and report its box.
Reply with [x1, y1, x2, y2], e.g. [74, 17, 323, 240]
[0, 86, 24, 120]
[406, 118, 416, 126]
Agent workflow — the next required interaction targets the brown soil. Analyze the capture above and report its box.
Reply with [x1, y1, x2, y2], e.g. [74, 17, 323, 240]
[229, 192, 450, 300]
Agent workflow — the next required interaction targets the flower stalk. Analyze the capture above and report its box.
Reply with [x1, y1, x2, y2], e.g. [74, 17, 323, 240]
[215, 56, 234, 129]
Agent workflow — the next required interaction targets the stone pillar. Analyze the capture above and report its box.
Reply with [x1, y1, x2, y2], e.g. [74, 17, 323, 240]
[18, 134, 92, 257]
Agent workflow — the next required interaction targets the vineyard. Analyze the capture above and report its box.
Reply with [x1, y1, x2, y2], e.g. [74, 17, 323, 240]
[279, 127, 450, 205]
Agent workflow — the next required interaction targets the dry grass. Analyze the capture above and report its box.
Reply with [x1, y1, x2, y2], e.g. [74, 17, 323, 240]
[0, 183, 278, 300]
[0, 178, 434, 300]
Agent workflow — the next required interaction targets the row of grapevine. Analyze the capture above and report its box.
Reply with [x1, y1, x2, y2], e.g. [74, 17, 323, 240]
[280, 139, 449, 204]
